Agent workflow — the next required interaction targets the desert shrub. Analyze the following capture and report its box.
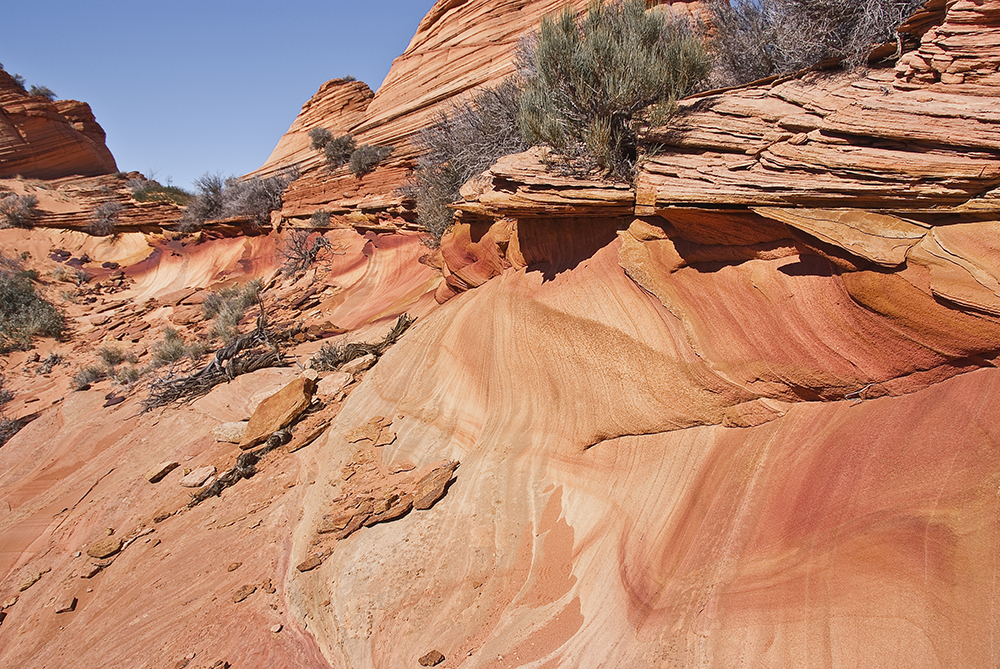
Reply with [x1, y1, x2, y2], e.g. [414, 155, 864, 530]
[308, 127, 333, 150]
[98, 345, 137, 368]
[89, 202, 123, 236]
[0, 375, 17, 447]
[10, 73, 26, 93]
[180, 170, 297, 230]
[0, 263, 65, 353]
[0, 376, 12, 409]
[36, 352, 63, 375]
[517, 0, 710, 180]
[409, 79, 528, 245]
[50, 265, 89, 285]
[115, 364, 141, 386]
[202, 278, 263, 343]
[0, 193, 40, 228]
[310, 209, 331, 227]
[310, 313, 416, 372]
[279, 230, 340, 276]
[128, 178, 192, 205]
[29, 85, 56, 100]
[708, 0, 926, 86]
[71, 364, 105, 390]
[150, 327, 186, 367]
[323, 134, 356, 169]
[349, 144, 393, 177]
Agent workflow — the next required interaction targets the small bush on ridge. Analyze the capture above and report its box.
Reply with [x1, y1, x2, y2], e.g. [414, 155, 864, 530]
[408, 79, 527, 245]
[180, 171, 297, 230]
[323, 134, 356, 170]
[0, 259, 65, 353]
[29, 85, 56, 100]
[0, 193, 40, 228]
[349, 144, 393, 177]
[707, 0, 927, 87]
[89, 202, 123, 236]
[308, 127, 333, 150]
[128, 178, 192, 205]
[516, 0, 710, 180]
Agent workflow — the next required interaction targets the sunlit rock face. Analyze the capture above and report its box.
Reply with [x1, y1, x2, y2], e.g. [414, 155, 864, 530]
[0, 68, 116, 180]
[2, 1, 1000, 668]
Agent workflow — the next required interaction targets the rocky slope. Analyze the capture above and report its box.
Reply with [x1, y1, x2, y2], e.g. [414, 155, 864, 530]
[0, 69, 117, 180]
[1, 0, 1000, 668]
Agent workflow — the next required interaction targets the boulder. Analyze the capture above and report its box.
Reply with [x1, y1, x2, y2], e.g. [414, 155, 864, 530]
[418, 650, 445, 667]
[239, 377, 315, 450]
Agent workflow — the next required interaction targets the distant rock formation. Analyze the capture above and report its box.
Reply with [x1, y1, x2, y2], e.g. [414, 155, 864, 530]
[0, 68, 117, 179]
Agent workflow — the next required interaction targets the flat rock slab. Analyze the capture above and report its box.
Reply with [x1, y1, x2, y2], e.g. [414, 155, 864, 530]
[179, 466, 216, 488]
[341, 354, 376, 375]
[86, 537, 123, 559]
[315, 371, 351, 398]
[239, 377, 315, 450]
[146, 461, 179, 483]
[212, 421, 248, 444]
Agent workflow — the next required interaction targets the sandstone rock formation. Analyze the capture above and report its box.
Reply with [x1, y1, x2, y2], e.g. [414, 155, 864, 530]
[260, 1, 702, 231]
[1, 1, 1000, 668]
[0, 69, 117, 179]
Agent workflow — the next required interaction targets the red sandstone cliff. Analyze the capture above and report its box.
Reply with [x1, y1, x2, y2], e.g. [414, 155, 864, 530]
[0, 69, 117, 180]
[0, 1, 999, 668]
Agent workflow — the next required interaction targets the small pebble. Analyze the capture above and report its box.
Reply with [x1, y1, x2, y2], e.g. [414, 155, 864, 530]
[271, 624, 283, 634]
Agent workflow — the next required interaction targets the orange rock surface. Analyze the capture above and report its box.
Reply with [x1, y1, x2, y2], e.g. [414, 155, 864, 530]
[1, 1, 1000, 668]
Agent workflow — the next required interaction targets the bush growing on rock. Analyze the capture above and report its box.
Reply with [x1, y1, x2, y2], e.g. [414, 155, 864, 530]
[28, 85, 56, 100]
[349, 144, 394, 177]
[279, 230, 341, 276]
[180, 170, 297, 230]
[0, 193, 40, 228]
[516, 0, 710, 180]
[128, 178, 192, 205]
[409, 79, 527, 246]
[308, 127, 333, 150]
[323, 134, 357, 170]
[202, 279, 263, 344]
[0, 257, 65, 353]
[89, 202, 123, 236]
[707, 0, 927, 86]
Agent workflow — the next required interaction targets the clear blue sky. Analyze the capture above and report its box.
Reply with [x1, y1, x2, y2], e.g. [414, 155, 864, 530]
[3, 1, 436, 190]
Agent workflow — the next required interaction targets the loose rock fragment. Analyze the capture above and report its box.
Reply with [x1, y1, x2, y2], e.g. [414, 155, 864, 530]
[341, 353, 376, 375]
[227, 562, 242, 572]
[81, 564, 102, 579]
[419, 650, 445, 666]
[179, 465, 216, 488]
[86, 537, 123, 559]
[19, 573, 41, 592]
[296, 556, 323, 572]
[54, 595, 77, 613]
[271, 624, 283, 634]
[240, 376, 315, 449]
[232, 584, 257, 603]
[146, 461, 179, 483]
